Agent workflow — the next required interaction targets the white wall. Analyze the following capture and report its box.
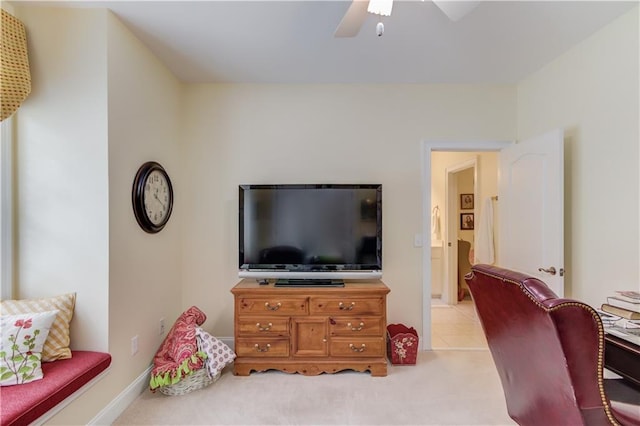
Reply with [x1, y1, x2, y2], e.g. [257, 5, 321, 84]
[13, 7, 184, 424]
[14, 6, 109, 355]
[181, 85, 516, 337]
[13, 7, 111, 423]
[517, 7, 639, 305]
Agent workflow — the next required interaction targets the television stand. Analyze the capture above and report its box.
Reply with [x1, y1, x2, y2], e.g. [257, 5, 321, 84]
[275, 279, 344, 288]
[231, 279, 390, 376]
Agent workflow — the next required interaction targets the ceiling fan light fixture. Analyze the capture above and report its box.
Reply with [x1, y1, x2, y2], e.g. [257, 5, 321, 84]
[367, 0, 393, 17]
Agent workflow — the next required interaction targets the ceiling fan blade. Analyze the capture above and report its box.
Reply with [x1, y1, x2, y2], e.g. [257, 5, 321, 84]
[432, 0, 480, 22]
[334, 0, 369, 38]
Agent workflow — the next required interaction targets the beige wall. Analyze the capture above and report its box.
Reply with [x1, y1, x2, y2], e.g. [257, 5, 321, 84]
[457, 168, 475, 242]
[7, 3, 638, 424]
[181, 85, 516, 337]
[517, 7, 639, 306]
[431, 153, 499, 242]
[12, 7, 184, 424]
[106, 8, 184, 404]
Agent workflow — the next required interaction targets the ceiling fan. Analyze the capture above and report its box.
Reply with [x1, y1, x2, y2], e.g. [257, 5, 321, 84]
[334, 0, 480, 37]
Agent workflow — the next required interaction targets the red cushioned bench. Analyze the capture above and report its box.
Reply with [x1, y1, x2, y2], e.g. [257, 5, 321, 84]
[0, 351, 112, 426]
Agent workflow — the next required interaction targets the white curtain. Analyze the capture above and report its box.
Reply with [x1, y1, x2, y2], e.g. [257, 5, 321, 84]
[431, 205, 441, 241]
[475, 197, 495, 264]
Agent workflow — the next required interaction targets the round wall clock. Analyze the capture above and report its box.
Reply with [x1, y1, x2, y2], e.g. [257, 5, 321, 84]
[132, 161, 174, 233]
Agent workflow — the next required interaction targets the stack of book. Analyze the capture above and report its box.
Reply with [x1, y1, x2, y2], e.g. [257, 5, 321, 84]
[595, 309, 620, 327]
[600, 292, 640, 345]
[601, 290, 640, 320]
[606, 323, 640, 345]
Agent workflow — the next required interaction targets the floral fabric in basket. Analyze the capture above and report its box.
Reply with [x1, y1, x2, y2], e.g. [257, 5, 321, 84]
[149, 306, 207, 390]
[195, 327, 236, 379]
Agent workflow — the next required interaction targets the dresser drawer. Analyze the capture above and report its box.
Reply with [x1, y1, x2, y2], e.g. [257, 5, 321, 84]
[235, 338, 289, 357]
[329, 317, 384, 336]
[237, 317, 289, 336]
[232, 279, 390, 376]
[237, 297, 308, 316]
[330, 337, 385, 357]
[311, 297, 384, 316]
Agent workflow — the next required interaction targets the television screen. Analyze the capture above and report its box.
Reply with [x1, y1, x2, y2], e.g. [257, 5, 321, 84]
[239, 184, 382, 279]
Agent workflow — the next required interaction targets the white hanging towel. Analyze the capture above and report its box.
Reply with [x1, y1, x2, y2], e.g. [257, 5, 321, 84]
[431, 206, 441, 241]
[475, 197, 495, 264]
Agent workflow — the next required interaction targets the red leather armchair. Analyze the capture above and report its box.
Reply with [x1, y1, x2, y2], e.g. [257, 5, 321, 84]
[465, 264, 640, 426]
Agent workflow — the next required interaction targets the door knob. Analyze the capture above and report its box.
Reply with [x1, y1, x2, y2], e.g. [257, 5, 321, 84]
[538, 266, 557, 275]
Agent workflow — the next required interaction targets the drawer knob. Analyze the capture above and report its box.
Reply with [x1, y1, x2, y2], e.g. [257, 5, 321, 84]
[339, 302, 356, 311]
[264, 302, 282, 311]
[349, 343, 366, 352]
[256, 322, 272, 331]
[347, 322, 365, 331]
[254, 343, 271, 352]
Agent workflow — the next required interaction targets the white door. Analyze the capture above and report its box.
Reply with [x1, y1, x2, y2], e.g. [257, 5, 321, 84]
[498, 129, 564, 296]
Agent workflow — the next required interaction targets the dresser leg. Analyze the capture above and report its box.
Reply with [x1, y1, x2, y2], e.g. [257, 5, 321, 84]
[369, 363, 388, 377]
[233, 364, 251, 376]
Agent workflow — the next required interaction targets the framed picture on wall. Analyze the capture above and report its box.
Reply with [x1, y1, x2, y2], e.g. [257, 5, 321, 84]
[460, 213, 474, 230]
[460, 194, 474, 210]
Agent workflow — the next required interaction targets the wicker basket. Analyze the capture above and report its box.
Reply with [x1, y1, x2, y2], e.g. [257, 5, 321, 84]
[158, 368, 219, 396]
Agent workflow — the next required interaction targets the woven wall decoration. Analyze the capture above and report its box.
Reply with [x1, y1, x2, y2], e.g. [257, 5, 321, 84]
[1, 8, 31, 121]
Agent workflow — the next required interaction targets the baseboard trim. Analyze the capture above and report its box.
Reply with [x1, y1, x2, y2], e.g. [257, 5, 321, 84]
[220, 336, 234, 350]
[89, 364, 152, 425]
[89, 337, 234, 423]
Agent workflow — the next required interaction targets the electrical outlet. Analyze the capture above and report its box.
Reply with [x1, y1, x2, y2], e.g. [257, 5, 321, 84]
[131, 335, 139, 356]
[159, 318, 165, 335]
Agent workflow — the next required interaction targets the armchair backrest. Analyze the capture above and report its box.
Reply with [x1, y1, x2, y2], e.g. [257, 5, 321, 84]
[466, 264, 618, 425]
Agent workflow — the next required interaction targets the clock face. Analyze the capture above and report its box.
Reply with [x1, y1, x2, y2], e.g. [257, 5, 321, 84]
[132, 162, 173, 233]
[144, 170, 170, 226]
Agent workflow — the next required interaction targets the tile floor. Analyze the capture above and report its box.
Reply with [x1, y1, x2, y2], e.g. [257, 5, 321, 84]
[431, 298, 489, 349]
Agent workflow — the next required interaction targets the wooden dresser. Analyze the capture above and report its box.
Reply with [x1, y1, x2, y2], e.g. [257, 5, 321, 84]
[231, 279, 390, 376]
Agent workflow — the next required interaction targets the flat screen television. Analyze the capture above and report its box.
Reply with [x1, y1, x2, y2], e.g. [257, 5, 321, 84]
[238, 184, 382, 282]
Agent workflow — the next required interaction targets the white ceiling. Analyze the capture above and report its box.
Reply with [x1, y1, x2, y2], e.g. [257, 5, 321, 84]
[19, 1, 639, 84]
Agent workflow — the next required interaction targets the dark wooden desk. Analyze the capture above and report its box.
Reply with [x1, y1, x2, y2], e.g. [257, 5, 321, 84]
[605, 333, 640, 387]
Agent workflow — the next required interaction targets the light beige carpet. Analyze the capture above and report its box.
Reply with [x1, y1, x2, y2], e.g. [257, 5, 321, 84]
[114, 350, 516, 425]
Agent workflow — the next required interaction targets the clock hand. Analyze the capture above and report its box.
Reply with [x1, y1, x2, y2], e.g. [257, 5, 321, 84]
[154, 193, 166, 209]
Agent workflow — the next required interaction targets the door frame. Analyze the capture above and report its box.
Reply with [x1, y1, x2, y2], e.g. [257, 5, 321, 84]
[421, 140, 511, 350]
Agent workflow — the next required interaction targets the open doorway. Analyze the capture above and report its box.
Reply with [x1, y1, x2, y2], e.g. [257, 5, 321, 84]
[422, 131, 565, 350]
[430, 152, 497, 349]
[420, 140, 509, 350]
[430, 157, 477, 306]
[444, 158, 477, 306]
